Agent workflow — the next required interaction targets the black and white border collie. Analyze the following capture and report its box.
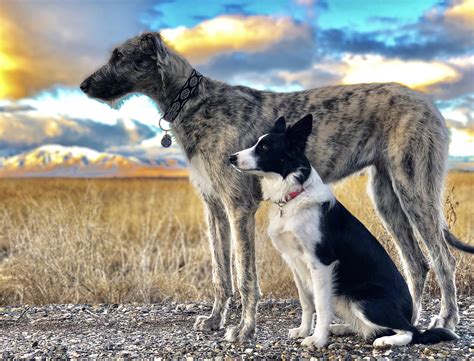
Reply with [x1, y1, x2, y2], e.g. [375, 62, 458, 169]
[229, 114, 459, 348]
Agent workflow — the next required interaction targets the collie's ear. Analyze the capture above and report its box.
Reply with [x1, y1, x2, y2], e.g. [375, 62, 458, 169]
[285, 114, 313, 152]
[271, 116, 286, 133]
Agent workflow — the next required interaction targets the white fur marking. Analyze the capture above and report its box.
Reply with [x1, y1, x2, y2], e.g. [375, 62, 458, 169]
[301, 261, 337, 348]
[234, 146, 258, 170]
[189, 155, 213, 195]
[373, 330, 413, 347]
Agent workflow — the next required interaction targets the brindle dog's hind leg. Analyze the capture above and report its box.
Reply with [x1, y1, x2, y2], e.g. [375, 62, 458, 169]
[194, 195, 233, 331]
[387, 119, 459, 330]
[224, 203, 260, 343]
[391, 175, 459, 330]
[368, 165, 429, 325]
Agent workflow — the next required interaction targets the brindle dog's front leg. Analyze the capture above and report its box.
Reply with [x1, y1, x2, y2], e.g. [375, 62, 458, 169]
[194, 195, 233, 331]
[224, 204, 260, 343]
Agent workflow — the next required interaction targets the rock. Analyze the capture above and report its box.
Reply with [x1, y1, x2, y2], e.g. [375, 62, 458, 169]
[185, 304, 195, 312]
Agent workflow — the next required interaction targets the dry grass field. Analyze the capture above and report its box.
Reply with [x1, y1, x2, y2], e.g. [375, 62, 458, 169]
[0, 172, 472, 305]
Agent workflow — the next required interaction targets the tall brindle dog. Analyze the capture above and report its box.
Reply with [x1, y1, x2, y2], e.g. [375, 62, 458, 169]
[81, 32, 473, 343]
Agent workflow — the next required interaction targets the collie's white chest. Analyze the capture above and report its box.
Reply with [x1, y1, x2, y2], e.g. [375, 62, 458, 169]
[268, 205, 302, 254]
[267, 204, 288, 235]
[267, 201, 324, 263]
[188, 155, 213, 195]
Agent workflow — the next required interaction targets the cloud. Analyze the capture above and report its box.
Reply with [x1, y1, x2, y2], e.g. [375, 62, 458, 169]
[197, 34, 316, 82]
[316, 0, 473, 61]
[440, 94, 474, 131]
[0, 88, 163, 156]
[272, 54, 466, 95]
[106, 135, 185, 163]
[0, 104, 36, 112]
[277, 64, 342, 89]
[19, 87, 162, 127]
[161, 15, 313, 63]
[449, 128, 474, 157]
[0, 111, 156, 156]
[161, 14, 318, 84]
[339, 54, 460, 91]
[423, 56, 474, 100]
[271, 52, 474, 107]
[0, 0, 156, 99]
[444, 0, 474, 27]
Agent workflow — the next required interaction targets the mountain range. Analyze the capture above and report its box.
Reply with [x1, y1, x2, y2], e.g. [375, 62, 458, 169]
[0, 145, 472, 178]
[0, 145, 188, 178]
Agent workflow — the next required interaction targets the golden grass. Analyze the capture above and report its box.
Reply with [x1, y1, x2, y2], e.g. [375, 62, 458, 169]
[0, 172, 472, 305]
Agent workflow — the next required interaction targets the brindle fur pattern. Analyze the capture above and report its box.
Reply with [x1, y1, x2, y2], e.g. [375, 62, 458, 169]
[81, 32, 460, 342]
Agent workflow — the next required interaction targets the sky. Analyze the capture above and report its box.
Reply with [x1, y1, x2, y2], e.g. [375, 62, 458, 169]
[0, 0, 473, 170]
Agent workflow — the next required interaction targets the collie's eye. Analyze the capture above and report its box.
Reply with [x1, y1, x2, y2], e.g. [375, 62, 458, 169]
[260, 144, 269, 152]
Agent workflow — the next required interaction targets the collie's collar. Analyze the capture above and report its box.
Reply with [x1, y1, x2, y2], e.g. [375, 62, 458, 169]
[275, 187, 305, 216]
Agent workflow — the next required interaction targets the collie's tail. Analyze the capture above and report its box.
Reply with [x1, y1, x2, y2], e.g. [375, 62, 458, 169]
[411, 327, 459, 345]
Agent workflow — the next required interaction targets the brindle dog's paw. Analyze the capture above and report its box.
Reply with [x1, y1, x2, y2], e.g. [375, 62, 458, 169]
[225, 324, 255, 343]
[428, 314, 459, 331]
[194, 315, 221, 331]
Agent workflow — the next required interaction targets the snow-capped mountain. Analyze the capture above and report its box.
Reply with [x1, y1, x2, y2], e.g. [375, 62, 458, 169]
[0, 145, 188, 178]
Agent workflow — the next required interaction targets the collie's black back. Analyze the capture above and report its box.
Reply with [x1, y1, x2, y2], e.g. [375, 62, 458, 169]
[315, 200, 458, 344]
[317, 201, 412, 320]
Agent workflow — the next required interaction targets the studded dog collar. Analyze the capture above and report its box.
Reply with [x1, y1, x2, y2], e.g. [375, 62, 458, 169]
[159, 69, 203, 147]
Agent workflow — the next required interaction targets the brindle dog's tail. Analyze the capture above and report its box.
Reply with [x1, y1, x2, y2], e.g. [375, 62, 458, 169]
[444, 229, 474, 253]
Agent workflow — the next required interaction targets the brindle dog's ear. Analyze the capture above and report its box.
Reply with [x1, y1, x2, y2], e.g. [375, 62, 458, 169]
[272, 116, 286, 133]
[285, 114, 313, 153]
[140, 33, 168, 62]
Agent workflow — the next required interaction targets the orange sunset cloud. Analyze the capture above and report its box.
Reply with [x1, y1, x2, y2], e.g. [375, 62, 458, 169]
[161, 15, 311, 63]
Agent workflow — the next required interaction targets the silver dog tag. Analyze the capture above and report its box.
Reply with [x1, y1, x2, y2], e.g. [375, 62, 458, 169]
[161, 133, 172, 148]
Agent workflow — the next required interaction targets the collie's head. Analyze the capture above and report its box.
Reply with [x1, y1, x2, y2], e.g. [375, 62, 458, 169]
[229, 114, 313, 182]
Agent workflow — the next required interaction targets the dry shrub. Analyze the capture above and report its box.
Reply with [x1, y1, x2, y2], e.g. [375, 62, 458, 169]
[0, 173, 472, 305]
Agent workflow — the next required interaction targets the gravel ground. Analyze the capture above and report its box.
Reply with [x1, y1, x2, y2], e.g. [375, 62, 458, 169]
[0, 296, 472, 359]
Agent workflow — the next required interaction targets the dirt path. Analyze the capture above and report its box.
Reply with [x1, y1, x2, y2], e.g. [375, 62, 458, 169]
[0, 296, 472, 359]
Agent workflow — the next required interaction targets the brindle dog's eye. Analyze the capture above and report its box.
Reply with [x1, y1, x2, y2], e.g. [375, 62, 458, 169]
[113, 50, 123, 61]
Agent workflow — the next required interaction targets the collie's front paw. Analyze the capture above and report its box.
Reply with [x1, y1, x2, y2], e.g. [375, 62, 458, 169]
[288, 326, 312, 339]
[301, 334, 328, 349]
[225, 324, 255, 343]
[373, 336, 394, 348]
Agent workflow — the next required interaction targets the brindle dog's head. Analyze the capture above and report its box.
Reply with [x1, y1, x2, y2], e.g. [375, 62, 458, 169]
[80, 32, 168, 102]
